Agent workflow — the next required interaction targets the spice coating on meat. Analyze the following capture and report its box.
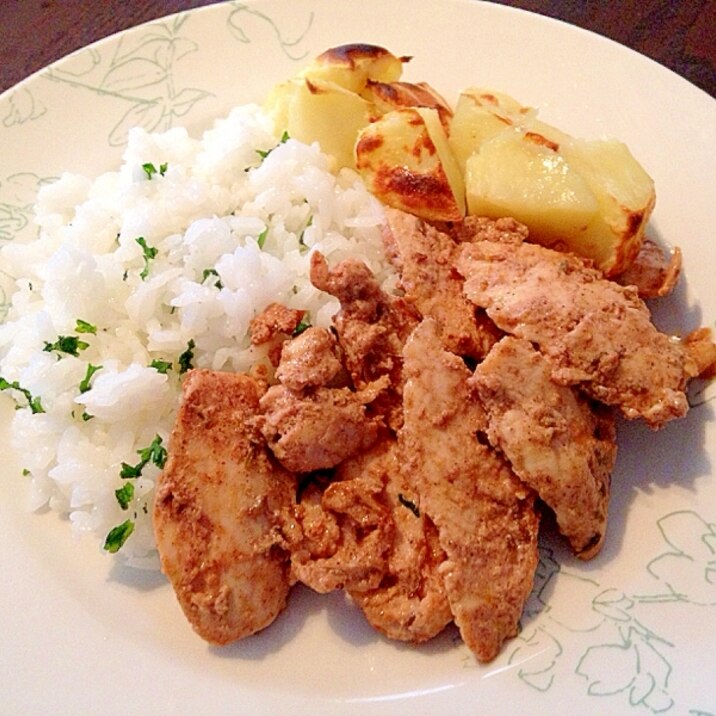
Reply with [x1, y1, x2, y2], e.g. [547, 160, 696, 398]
[346, 436, 453, 643]
[457, 238, 696, 428]
[471, 337, 616, 559]
[381, 207, 501, 358]
[153, 369, 295, 645]
[400, 319, 539, 662]
[275, 326, 345, 391]
[310, 250, 420, 428]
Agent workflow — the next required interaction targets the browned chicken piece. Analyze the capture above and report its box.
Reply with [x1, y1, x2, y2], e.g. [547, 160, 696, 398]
[401, 318, 540, 662]
[457, 238, 698, 429]
[153, 369, 295, 645]
[249, 302, 306, 366]
[259, 382, 383, 473]
[470, 336, 617, 559]
[275, 326, 345, 392]
[249, 302, 306, 345]
[310, 250, 420, 429]
[346, 436, 453, 643]
[287, 459, 394, 593]
[683, 327, 716, 379]
[381, 207, 502, 359]
[615, 239, 682, 299]
[441, 214, 529, 246]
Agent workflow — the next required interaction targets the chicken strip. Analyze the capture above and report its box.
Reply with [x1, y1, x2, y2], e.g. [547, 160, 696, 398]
[381, 207, 501, 358]
[457, 238, 697, 428]
[401, 318, 539, 662]
[346, 436, 452, 643]
[310, 250, 420, 429]
[154, 369, 295, 645]
[287, 459, 394, 594]
[470, 337, 617, 559]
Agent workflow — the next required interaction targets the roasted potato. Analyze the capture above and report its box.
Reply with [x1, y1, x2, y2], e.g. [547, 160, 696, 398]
[362, 80, 453, 130]
[449, 88, 535, 173]
[355, 107, 465, 222]
[265, 77, 374, 170]
[300, 44, 407, 94]
[464, 122, 654, 275]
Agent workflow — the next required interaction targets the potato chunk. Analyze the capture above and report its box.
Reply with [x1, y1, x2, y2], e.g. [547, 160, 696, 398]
[301, 43, 406, 93]
[265, 77, 373, 170]
[465, 128, 600, 240]
[355, 107, 465, 222]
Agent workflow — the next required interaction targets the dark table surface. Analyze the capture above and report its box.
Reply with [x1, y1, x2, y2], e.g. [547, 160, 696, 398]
[1, 0, 715, 98]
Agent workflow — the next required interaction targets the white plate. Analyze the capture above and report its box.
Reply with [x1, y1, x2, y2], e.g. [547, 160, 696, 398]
[1, 1, 715, 714]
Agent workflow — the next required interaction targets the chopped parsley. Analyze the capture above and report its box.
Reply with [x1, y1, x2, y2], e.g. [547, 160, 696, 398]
[43, 335, 89, 357]
[120, 434, 168, 479]
[135, 236, 158, 280]
[178, 339, 196, 374]
[0, 376, 45, 414]
[79, 363, 102, 393]
[298, 215, 313, 254]
[256, 130, 290, 160]
[257, 227, 268, 250]
[81, 411, 94, 422]
[398, 493, 420, 518]
[150, 358, 173, 374]
[292, 314, 311, 337]
[142, 161, 168, 180]
[114, 482, 135, 510]
[103, 519, 135, 553]
[201, 268, 223, 289]
[75, 319, 97, 335]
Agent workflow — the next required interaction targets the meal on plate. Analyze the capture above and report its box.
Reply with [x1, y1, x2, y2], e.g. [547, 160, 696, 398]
[1, 44, 714, 663]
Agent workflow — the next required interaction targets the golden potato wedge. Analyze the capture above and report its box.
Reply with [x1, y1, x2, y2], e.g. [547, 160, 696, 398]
[355, 107, 465, 222]
[301, 44, 407, 94]
[449, 88, 535, 173]
[559, 138, 655, 275]
[265, 77, 373, 170]
[465, 127, 600, 242]
[362, 80, 453, 129]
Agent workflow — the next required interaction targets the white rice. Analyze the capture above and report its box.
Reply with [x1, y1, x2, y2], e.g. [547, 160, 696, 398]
[0, 104, 393, 568]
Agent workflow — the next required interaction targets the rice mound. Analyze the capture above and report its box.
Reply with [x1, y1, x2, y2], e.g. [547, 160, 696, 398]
[0, 104, 392, 568]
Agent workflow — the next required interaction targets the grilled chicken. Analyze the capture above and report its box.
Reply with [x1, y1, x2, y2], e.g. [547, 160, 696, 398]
[310, 250, 420, 429]
[153, 369, 295, 644]
[457, 237, 697, 428]
[400, 318, 539, 662]
[381, 207, 501, 358]
[287, 451, 394, 594]
[471, 336, 616, 559]
[347, 436, 453, 643]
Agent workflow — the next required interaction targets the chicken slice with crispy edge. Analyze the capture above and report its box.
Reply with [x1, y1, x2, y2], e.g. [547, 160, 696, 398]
[346, 435, 453, 643]
[310, 250, 420, 430]
[381, 206, 502, 359]
[457, 237, 697, 429]
[470, 336, 617, 559]
[154, 369, 295, 645]
[401, 318, 540, 662]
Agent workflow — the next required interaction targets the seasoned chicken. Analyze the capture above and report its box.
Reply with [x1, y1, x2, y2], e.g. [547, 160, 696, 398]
[259, 383, 383, 473]
[154, 369, 295, 645]
[470, 337, 617, 559]
[347, 436, 453, 643]
[310, 250, 420, 428]
[400, 318, 539, 662]
[683, 327, 716, 379]
[287, 455, 394, 593]
[615, 239, 682, 299]
[457, 238, 698, 428]
[275, 326, 345, 391]
[381, 207, 501, 358]
[249, 301, 306, 366]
